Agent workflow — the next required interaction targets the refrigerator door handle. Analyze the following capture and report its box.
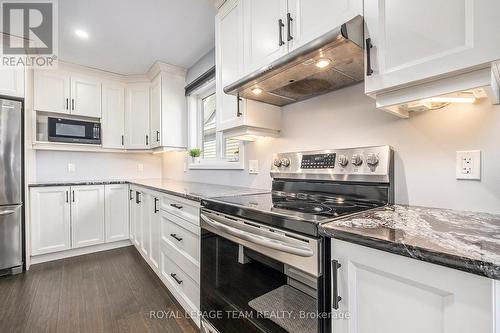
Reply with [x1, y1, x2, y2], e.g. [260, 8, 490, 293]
[0, 209, 15, 216]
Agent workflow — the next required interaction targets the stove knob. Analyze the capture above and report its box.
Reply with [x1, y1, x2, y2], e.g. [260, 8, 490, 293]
[351, 154, 363, 166]
[273, 158, 282, 167]
[338, 155, 349, 168]
[366, 153, 379, 167]
[280, 158, 290, 167]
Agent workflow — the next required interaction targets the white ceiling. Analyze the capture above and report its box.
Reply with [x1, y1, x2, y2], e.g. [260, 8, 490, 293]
[59, 0, 217, 75]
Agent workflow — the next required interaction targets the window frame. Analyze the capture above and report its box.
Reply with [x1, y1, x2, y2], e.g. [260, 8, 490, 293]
[187, 79, 244, 170]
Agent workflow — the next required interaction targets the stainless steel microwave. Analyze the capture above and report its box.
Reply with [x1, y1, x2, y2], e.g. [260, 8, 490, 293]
[48, 117, 101, 144]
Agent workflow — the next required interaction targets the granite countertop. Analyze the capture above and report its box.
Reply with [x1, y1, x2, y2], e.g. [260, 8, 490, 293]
[129, 179, 269, 201]
[29, 179, 269, 202]
[319, 205, 500, 280]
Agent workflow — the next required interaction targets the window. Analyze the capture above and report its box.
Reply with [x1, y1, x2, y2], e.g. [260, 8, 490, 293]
[187, 79, 243, 169]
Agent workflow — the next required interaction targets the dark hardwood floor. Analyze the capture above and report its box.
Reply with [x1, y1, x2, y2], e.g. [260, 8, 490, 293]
[0, 246, 198, 333]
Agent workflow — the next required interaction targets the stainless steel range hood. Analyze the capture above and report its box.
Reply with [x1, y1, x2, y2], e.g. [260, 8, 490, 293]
[224, 15, 365, 107]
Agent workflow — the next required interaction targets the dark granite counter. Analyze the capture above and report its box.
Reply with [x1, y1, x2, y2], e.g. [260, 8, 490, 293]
[129, 179, 269, 202]
[319, 205, 500, 279]
[29, 179, 269, 202]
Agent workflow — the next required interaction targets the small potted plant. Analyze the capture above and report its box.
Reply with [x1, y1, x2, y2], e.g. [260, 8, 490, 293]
[189, 148, 202, 164]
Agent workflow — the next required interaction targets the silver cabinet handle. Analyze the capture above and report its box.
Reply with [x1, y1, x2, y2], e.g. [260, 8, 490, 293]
[201, 212, 313, 257]
[0, 209, 15, 216]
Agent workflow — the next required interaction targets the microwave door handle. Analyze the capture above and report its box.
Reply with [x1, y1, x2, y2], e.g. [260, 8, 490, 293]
[200, 213, 313, 257]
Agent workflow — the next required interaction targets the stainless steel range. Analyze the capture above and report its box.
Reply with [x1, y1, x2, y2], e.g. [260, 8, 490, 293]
[200, 145, 394, 333]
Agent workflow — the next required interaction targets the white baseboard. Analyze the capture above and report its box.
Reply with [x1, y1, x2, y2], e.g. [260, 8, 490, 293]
[30, 240, 133, 266]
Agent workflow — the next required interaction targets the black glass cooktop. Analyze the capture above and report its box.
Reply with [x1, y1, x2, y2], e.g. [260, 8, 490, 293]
[202, 191, 383, 236]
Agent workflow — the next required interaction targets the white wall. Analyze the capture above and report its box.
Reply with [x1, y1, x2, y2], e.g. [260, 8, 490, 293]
[162, 83, 500, 214]
[35, 151, 162, 182]
[185, 48, 215, 84]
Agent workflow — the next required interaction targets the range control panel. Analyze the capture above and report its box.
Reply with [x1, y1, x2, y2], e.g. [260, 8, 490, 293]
[301, 153, 336, 169]
[271, 146, 393, 183]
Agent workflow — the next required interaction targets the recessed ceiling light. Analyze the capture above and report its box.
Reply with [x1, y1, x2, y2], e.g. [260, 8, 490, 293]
[74, 29, 89, 39]
[251, 88, 263, 95]
[315, 58, 331, 68]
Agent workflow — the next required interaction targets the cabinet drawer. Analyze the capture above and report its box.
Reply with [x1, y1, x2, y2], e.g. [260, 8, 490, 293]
[161, 211, 200, 263]
[160, 194, 200, 226]
[160, 245, 200, 309]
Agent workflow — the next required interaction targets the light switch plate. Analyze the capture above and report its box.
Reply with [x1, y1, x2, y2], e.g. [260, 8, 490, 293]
[456, 150, 481, 180]
[249, 160, 259, 174]
[137, 163, 144, 172]
[68, 163, 75, 173]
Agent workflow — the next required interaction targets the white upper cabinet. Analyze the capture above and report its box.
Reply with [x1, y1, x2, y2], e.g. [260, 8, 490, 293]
[34, 69, 71, 114]
[0, 66, 24, 98]
[332, 240, 496, 333]
[242, 0, 288, 75]
[150, 75, 162, 149]
[216, 0, 282, 135]
[104, 184, 129, 243]
[149, 69, 187, 150]
[30, 186, 71, 256]
[34, 69, 102, 117]
[364, 0, 500, 95]
[125, 83, 150, 149]
[102, 81, 126, 149]
[287, 0, 362, 51]
[70, 75, 102, 118]
[216, 0, 245, 131]
[71, 185, 105, 249]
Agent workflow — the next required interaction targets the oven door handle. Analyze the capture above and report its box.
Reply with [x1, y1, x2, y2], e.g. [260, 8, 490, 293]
[200, 213, 314, 257]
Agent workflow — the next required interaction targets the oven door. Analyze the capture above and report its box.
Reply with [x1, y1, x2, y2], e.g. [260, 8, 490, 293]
[200, 208, 323, 333]
[48, 117, 101, 144]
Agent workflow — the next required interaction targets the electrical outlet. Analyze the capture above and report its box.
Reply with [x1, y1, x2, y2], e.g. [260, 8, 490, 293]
[68, 163, 75, 173]
[137, 163, 144, 172]
[456, 150, 481, 180]
[249, 160, 259, 174]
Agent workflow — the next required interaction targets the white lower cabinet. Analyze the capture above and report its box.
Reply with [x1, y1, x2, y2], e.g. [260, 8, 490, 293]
[149, 194, 161, 272]
[104, 184, 130, 242]
[30, 186, 71, 256]
[331, 239, 497, 333]
[30, 184, 129, 256]
[140, 191, 151, 258]
[130, 187, 201, 326]
[70, 185, 105, 248]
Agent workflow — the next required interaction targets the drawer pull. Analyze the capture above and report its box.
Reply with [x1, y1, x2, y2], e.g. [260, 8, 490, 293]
[170, 203, 183, 210]
[170, 273, 183, 285]
[170, 233, 183, 242]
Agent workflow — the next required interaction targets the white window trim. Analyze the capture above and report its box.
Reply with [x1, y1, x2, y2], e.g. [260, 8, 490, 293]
[187, 79, 244, 170]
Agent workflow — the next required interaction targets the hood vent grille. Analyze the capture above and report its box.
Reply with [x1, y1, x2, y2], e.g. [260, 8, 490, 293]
[224, 15, 365, 107]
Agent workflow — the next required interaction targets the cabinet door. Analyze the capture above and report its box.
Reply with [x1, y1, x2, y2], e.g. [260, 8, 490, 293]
[149, 195, 161, 272]
[30, 186, 71, 255]
[150, 75, 162, 148]
[133, 190, 143, 248]
[129, 188, 136, 243]
[288, 0, 362, 51]
[140, 192, 151, 258]
[125, 83, 150, 149]
[0, 66, 24, 98]
[332, 240, 495, 333]
[243, 0, 288, 74]
[33, 69, 70, 114]
[71, 185, 105, 248]
[216, 0, 245, 131]
[102, 82, 125, 148]
[364, 0, 500, 94]
[104, 184, 129, 243]
[160, 73, 187, 148]
[70, 75, 102, 118]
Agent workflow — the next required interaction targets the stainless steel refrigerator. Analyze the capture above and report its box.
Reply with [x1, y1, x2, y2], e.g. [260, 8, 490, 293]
[0, 98, 23, 275]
